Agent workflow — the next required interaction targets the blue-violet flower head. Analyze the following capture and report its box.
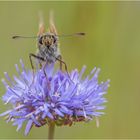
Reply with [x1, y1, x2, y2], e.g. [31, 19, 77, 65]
[0, 60, 110, 135]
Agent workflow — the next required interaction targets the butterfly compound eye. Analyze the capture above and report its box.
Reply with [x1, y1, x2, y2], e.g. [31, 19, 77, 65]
[51, 35, 56, 43]
[39, 36, 43, 44]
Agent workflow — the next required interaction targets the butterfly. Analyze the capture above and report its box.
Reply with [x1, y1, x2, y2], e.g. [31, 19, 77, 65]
[12, 12, 85, 78]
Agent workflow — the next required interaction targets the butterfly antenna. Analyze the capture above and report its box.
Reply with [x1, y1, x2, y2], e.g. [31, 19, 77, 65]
[57, 32, 85, 37]
[12, 36, 38, 39]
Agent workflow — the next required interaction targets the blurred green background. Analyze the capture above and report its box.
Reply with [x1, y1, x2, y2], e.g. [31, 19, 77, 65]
[0, 1, 140, 139]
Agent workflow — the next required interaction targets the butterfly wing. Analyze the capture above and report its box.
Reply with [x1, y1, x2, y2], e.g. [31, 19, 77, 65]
[38, 12, 45, 36]
[48, 11, 58, 35]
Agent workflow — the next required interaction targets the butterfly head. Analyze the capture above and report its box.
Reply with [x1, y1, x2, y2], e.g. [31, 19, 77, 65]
[38, 33, 57, 47]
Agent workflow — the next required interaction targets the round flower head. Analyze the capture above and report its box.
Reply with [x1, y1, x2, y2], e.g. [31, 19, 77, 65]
[0, 60, 110, 135]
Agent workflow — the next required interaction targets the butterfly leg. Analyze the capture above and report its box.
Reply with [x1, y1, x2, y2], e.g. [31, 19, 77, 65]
[29, 53, 45, 84]
[56, 55, 68, 72]
[42, 61, 49, 79]
[56, 55, 73, 83]
[29, 53, 45, 70]
[57, 55, 63, 70]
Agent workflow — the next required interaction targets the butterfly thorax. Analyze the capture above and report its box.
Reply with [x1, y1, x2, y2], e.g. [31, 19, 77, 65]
[37, 33, 60, 63]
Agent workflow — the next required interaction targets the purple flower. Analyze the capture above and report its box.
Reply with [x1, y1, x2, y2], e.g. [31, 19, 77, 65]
[0, 60, 110, 135]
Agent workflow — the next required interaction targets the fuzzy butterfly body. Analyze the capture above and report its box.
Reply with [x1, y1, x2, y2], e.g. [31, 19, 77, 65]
[37, 33, 61, 64]
[27, 13, 67, 73]
[34, 13, 62, 66]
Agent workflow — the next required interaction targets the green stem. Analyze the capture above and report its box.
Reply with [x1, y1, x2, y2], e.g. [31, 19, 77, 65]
[48, 122, 55, 140]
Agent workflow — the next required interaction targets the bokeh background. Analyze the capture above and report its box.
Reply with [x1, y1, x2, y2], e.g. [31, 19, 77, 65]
[0, 1, 140, 139]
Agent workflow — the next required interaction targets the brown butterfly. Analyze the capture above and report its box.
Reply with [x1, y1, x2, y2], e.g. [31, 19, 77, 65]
[12, 12, 85, 77]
